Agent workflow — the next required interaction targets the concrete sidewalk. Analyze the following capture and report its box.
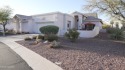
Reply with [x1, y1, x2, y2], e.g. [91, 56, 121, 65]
[0, 42, 32, 70]
[0, 35, 63, 70]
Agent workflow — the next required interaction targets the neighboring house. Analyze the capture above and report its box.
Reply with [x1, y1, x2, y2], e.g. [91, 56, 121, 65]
[6, 11, 102, 38]
[6, 18, 16, 30]
[113, 20, 123, 29]
[110, 18, 124, 29]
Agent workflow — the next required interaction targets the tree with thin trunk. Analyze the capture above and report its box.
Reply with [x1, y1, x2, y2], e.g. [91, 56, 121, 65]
[0, 6, 12, 36]
[84, 0, 125, 22]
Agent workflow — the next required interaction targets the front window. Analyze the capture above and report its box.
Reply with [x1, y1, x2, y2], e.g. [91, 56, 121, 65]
[67, 21, 71, 29]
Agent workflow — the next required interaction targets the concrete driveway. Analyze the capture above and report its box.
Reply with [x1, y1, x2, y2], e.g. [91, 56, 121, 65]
[0, 34, 63, 70]
[0, 42, 32, 70]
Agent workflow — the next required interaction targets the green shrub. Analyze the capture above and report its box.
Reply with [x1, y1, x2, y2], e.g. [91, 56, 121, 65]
[106, 28, 117, 34]
[16, 32, 21, 34]
[122, 31, 125, 40]
[45, 34, 58, 42]
[107, 28, 124, 40]
[35, 38, 42, 44]
[32, 36, 37, 39]
[110, 34, 122, 40]
[32, 35, 44, 40]
[102, 24, 111, 29]
[39, 25, 59, 34]
[65, 29, 80, 42]
[24, 37, 32, 41]
[0, 32, 3, 35]
[109, 29, 124, 40]
[22, 32, 30, 34]
[36, 35, 44, 40]
[50, 41, 61, 48]
[5, 29, 16, 35]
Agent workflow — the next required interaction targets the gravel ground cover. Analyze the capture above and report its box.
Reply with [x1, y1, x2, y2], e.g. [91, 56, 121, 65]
[16, 34, 125, 70]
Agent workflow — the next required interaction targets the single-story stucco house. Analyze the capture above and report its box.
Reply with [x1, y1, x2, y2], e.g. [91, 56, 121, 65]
[111, 20, 124, 29]
[6, 11, 102, 38]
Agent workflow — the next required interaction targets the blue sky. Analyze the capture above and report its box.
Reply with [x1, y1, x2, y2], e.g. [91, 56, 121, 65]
[0, 0, 108, 22]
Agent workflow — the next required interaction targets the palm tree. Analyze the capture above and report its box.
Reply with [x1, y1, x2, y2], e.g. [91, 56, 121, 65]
[0, 6, 12, 36]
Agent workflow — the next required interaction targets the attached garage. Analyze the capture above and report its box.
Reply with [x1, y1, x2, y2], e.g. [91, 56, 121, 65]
[34, 21, 55, 33]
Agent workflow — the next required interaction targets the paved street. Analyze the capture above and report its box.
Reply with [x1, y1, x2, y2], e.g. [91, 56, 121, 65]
[0, 42, 32, 70]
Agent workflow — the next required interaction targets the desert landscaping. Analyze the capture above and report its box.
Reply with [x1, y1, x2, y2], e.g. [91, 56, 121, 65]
[17, 32, 125, 70]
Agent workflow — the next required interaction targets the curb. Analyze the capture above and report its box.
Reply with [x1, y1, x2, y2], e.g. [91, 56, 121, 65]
[0, 39, 63, 70]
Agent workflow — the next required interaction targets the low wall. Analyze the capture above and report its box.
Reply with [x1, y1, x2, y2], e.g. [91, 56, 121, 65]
[78, 27, 99, 38]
